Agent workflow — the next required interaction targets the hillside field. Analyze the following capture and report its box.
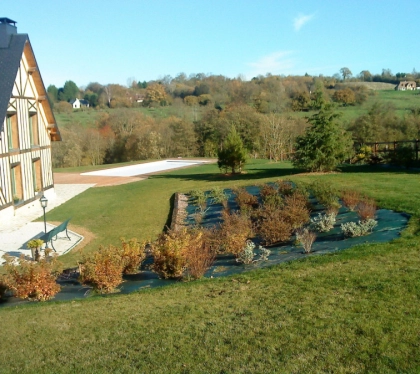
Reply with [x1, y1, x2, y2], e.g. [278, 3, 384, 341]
[54, 88, 420, 130]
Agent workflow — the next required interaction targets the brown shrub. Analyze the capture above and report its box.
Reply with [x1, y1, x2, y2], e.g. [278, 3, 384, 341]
[3, 255, 61, 301]
[233, 187, 258, 214]
[283, 192, 311, 229]
[185, 229, 216, 280]
[217, 210, 253, 256]
[260, 183, 283, 208]
[150, 228, 190, 279]
[356, 197, 377, 221]
[341, 189, 361, 211]
[277, 179, 294, 196]
[0, 277, 7, 299]
[119, 237, 147, 274]
[257, 207, 293, 245]
[79, 245, 124, 293]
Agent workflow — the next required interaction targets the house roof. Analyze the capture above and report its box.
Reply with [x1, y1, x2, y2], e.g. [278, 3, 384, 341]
[0, 27, 61, 141]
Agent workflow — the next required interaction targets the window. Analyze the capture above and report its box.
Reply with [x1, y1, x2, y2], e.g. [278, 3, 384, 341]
[11, 164, 23, 204]
[6, 114, 19, 149]
[32, 159, 42, 192]
[29, 113, 39, 145]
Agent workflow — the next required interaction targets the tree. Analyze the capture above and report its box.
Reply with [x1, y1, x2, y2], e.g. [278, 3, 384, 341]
[84, 91, 99, 107]
[58, 80, 79, 101]
[47, 85, 58, 102]
[217, 126, 247, 174]
[332, 88, 356, 106]
[292, 105, 353, 172]
[359, 70, 372, 82]
[339, 67, 352, 81]
[144, 83, 168, 107]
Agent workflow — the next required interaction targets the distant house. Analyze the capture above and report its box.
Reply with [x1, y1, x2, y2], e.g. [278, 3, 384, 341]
[69, 98, 89, 109]
[0, 18, 61, 220]
[395, 81, 417, 91]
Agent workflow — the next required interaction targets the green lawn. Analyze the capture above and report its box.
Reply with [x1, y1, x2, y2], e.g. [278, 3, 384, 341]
[1, 160, 420, 373]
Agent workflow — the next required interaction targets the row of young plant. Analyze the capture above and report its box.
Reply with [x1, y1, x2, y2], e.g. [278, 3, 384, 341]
[0, 180, 378, 302]
[190, 180, 378, 245]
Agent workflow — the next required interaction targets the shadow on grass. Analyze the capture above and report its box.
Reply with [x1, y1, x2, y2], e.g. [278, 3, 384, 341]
[339, 164, 420, 174]
[150, 166, 305, 182]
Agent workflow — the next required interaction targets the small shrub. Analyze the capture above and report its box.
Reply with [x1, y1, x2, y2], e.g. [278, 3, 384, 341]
[293, 181, 310, 199]
[356, 198, 376, 221]
[209, 187, 229, 206]
[367, 154, 384, 165]
[385, 145, 416, 168]
[341, 189, 361, 211]
[260, 184, 283, 208]
[233, 187, 258, 214]
[311, 212, 336, 232]
[282, 192, 311, 229]
[119, 237, 147, 274]
[192, 211, 204, 225]
[217, 210, 254, 255]
[256, 207, 293, 245]
[236, 240, 256, 264]
[310, 180, 340, 212]
[3, 254, 61, 301]
[189, 189, 207, 212]
[341, 219, 377, 237]
[258, 246, 271, 261]
[79, 245, 124, 293]
[353, 145, 373, 164]
[296, 228, 317, 253]
[150, 228, 190, 279]
[0, 277, 8, 299]
[44, 248, 53, 259]
[277, 179, 294, 196]
[185, 229, 216, 280]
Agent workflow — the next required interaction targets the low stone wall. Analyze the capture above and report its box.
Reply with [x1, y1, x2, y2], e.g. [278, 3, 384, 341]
[170, 193, 188, 231]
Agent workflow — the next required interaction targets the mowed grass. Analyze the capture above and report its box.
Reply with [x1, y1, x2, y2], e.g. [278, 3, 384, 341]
[1, 160, 420, 373]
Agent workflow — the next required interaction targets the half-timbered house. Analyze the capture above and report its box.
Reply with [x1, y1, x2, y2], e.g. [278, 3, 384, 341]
[0, 18, 61, 221]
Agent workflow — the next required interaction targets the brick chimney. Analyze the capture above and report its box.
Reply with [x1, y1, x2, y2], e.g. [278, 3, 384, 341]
[0, 18, 17, 48]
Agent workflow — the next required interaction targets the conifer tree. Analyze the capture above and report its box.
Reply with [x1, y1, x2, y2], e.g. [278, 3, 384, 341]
[217, 126, 247, 174]
[292, 105, 353, 172]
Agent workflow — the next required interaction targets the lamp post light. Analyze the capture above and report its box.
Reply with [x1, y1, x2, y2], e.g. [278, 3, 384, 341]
[39, 194, 48, 233]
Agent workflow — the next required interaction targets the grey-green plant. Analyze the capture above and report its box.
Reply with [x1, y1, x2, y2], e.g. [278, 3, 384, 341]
[341, 219, 377, 237]
[209, 187, 229, 206]
[295, 227, 317, 253]
[311, 212, 337, 232]
[258, 246, 271, 261]
[236, 241, 256, 265]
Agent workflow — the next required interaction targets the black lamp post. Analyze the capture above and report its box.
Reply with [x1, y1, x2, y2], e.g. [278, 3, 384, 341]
[39, 195, 48, 233]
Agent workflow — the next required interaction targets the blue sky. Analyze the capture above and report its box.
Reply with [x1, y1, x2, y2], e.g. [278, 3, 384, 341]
[3, 0, 420, 88]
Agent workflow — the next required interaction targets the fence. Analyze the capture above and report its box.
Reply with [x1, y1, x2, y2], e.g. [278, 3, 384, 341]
[361, 139, 420, 161]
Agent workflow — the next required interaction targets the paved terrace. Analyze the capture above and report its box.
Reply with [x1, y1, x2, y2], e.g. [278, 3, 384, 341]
[0, 184, 94, 262]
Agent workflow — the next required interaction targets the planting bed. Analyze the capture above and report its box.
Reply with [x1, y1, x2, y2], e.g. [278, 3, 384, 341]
[0, 185, 409, 307]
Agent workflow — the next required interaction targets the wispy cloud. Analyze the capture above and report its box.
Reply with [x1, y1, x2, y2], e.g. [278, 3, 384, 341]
[294, 13, 314, 31]
[246, 51, 295, 78]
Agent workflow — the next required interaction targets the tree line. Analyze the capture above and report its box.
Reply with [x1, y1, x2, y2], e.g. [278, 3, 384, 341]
[50, 69, 420, 168]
